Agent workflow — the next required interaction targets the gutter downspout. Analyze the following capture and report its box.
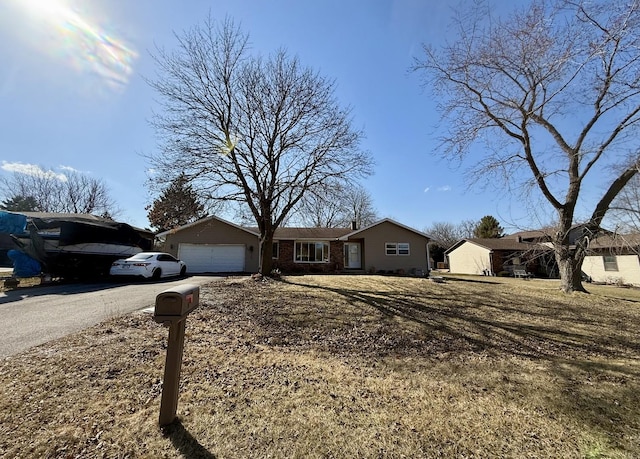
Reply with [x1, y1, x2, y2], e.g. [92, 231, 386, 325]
[258, 238, 263, 274]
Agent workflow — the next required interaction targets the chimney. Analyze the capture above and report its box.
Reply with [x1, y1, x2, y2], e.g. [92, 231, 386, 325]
[351, 220, 358, 230]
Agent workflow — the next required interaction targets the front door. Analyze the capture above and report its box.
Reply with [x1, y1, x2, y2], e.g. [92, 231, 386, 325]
[344, 243, 362, 269]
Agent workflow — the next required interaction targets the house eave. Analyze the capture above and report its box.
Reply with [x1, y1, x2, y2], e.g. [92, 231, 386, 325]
[338, 218, 431, 241]
[155, 215, 260, 238]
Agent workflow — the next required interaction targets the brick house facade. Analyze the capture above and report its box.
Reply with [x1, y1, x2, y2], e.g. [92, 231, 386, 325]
[273, 240, 345, 273]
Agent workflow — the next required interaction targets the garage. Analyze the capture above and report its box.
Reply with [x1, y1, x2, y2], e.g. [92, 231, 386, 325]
[178, 244, 245, 273]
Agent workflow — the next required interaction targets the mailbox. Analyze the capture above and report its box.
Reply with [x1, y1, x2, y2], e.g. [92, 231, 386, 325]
[154, 284, 200, 323]
[153, 283, 201, 426]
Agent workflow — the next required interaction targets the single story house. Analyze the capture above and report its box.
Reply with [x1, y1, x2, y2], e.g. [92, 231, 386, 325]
[156, 216, 431, 275]
[581, 233, 640, 286]
[445, 237, 553, 276]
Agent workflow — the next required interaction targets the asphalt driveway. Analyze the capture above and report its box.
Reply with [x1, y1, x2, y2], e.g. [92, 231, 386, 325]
[0, 275, 221, 358]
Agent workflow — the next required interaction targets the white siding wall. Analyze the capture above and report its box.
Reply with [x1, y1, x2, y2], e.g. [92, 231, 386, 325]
[448, 243, 492, 275]
[583, 254, 640, 286]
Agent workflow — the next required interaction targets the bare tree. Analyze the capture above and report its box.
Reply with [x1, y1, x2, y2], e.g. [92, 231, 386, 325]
[1, 168, 119, 217]
[147, 18, 372, 273]
[292, 184, 346, 228]
[608, 170, 640, 232]
[425, 219, 477, 266]
[425, 220, 476, 249]
[414, 0, 640, 292]
[342, 185, 378, 229]
[293, 182, 378, 228]
[458, 219, 477, 240]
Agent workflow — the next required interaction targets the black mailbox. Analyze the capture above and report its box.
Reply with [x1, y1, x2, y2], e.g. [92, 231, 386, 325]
[154, 284, 200, 323]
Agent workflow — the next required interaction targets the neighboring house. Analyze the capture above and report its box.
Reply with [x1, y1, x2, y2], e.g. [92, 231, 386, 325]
[156, 216, 431, 275]
[582, 233, 640, 286]
[445, 225, 630, 279]
[507, 226, 594, 245]
[505, 230, 553, 243]
[445, 238, 553, 276]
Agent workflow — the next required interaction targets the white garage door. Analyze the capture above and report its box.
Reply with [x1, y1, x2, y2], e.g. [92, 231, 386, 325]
[178, 244, 245, 273]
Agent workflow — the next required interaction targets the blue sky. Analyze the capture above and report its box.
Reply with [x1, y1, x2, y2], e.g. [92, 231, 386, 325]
[0, 0, 540, 233]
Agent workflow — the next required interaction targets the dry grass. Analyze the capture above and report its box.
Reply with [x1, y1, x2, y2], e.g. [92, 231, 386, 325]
[1, 275, 639, 458]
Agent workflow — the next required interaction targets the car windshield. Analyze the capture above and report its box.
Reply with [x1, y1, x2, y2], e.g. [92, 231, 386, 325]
[129, 253, 155, 261]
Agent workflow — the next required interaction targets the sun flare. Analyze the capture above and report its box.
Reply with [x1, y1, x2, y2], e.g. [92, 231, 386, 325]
[12, 0, 137, 92]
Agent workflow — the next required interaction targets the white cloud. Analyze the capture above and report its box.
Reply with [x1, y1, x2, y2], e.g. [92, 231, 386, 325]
[423, 187, 430, 193]
[437, 185, 452, 192]
[1, 161, 68, 181]
[59, 165, 80, 173]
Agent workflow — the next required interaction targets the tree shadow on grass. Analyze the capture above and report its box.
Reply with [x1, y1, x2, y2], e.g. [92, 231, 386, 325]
[162, 419, 216, 459]
[269, 277, 640, 453]
[275, 277, 640, 370]
[438, 275, 503, 285]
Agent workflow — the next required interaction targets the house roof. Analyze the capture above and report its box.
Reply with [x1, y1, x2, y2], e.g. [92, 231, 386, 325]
[445, 237, 543, 254]
[506, 225, 614, 243]
[158, 216, 429, 242]
[250, 227, 352, 240]
[588, 233, 640, 249]
[338, 218, 431, 241]
[505, 230, 552, 242]
[155, 215, 260, 238]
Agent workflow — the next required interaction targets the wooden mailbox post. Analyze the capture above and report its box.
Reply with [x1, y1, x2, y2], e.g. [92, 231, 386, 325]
[153, 283, 200, 427]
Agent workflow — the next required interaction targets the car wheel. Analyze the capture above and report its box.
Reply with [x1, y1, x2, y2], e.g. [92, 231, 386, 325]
[152, 268, 162, 280]
[180, 266, 186, 277]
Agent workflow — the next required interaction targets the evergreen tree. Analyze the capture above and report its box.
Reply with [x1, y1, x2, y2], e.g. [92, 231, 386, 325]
[0, 196, 40, 212]
[473, 215, 504, 238]
[146, 174, 206, 232]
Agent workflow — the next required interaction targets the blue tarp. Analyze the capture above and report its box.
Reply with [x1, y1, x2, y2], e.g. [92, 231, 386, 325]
[7, 249, 41, 277]
[0, 211, 27, 234]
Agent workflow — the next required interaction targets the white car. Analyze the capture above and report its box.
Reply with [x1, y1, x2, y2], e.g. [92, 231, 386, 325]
[109, 252, 187, 280]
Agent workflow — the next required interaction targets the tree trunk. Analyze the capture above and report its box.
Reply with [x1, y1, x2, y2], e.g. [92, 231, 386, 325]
[555, 250, 587, 293]
[260, 233, 274, 275]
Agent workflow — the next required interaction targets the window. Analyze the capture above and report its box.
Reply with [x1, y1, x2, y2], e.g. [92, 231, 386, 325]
[272, 242, 279, 259]
[385, 243, 397, 255]
[295, 241, 330, 262]
[603, 255, 618, 271]
[386, 242, 410, 256]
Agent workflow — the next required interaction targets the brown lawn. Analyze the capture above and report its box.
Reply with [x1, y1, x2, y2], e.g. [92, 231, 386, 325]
[0, 275, 639, 458]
